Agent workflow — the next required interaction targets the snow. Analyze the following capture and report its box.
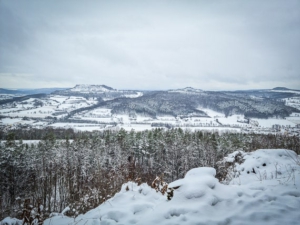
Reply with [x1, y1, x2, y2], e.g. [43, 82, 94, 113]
[0, 217, 22, 225]
[1, 93, 299, 133]
[2, 107, 56, 118]
[198, 107, 225, 118]
[49, 123, 105, 131]
[0, 95, 98, 122]
[1, 118, 24, 124]
[1, 140, 40, 144]
[271, 89, 300, 94]
[123, 92, 143, 98]
[255, 118, 296, 128]
[49, 95, 69, 103]
[70, 84, 114, 93]
[286, 117, 300, 125]
[218, 115, 244, 125]
[115, 124, 154, 131]
[224, 149, 299, 185]
[0, 94, 22, 100]
[42, 149, 300, 225]
[61, 206, 70, 216]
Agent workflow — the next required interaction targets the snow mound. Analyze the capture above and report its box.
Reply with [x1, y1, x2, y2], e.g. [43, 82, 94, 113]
[0, 217, 22, 225]
[43, 149, 300, 225]
[168, 167, 218, 200]
[224, 149, 299, 185]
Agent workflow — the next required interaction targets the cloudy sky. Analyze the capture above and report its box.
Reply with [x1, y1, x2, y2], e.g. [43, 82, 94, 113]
[0, 0, 299, 90]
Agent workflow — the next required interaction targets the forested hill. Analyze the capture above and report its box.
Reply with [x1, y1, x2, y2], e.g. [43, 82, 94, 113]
[52, 86, 300, 119]
[100, 89, 299, 118]
[1, 85, 299, 119]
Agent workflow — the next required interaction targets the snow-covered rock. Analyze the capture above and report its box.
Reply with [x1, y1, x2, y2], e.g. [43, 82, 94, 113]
[42, 149, 300, 225]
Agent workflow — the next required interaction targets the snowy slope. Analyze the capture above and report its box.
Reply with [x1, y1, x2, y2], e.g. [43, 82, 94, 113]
[52, 84, 143, 100]
[42, 149, 300, 225]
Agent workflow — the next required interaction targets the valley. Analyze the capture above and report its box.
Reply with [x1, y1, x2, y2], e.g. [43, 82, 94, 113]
[1, 85, 300, 135]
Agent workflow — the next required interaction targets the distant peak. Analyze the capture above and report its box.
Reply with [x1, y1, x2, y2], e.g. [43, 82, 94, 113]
[168, 87, 203, 93]
[70, 84, 116, 93]
[183, 87, 200, 91]
[272, 87, 289, 90]
[74, 84, 114, 90]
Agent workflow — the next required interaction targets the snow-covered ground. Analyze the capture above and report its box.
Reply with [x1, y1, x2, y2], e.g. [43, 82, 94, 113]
[41, 149, 300, 225]
[0, 94, 23, 100]
[0, 95, 97, 119]
[49, 122, 105, 130]
[123, 92, 143, 98]
[0, 140, 42, 146]
[116, 124, 154, 131]
[272, 89, 300, 94]
[198, 108, 225, 118]
[255, 118, 296, 128]
[1, 95, 300, 134]
[0, 117, 48, 128]
[286, 117, 300, 125]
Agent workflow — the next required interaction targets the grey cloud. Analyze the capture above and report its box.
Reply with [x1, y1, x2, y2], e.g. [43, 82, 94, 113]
[0, 0, 299, 90]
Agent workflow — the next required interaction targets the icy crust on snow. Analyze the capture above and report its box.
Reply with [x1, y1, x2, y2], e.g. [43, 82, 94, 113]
[41, 149, 300, 225]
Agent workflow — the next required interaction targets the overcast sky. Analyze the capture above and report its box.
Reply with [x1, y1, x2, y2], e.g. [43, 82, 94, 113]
[0, 0, 299, 90]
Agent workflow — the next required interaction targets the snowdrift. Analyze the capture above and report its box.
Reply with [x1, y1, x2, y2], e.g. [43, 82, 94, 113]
[4, 149, 300, 225]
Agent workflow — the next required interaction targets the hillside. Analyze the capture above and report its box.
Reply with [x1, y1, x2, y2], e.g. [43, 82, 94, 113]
[1, 85, 300, 133]
[98, 89, 299, 118]
[53, 84, 143, 99]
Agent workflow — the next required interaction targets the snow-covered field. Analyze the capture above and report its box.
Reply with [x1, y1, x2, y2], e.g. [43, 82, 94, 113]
[0, 117, 48, 128]
[0, 94, 23, 100]
[286, 117, 300, 124]
[272, 89, 300, 94]
[0, 140, 42, 145]
[255, 118, 296, 128]
[41, 149, 300, 225]
[1, 93, 300, 134]
[0, 95, 97, 119]
[49, 122, 105, 130]
[198, 108, 225, 118]
[116, 124, 153, 131]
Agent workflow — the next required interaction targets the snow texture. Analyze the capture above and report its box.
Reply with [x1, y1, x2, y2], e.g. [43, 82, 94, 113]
[31, 149, 300, 224]
[0, 217, 22, 225]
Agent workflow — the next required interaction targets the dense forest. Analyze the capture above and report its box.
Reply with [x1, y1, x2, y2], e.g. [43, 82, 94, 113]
[0, 128, 299, 222]
[99, 91, 299, 118]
